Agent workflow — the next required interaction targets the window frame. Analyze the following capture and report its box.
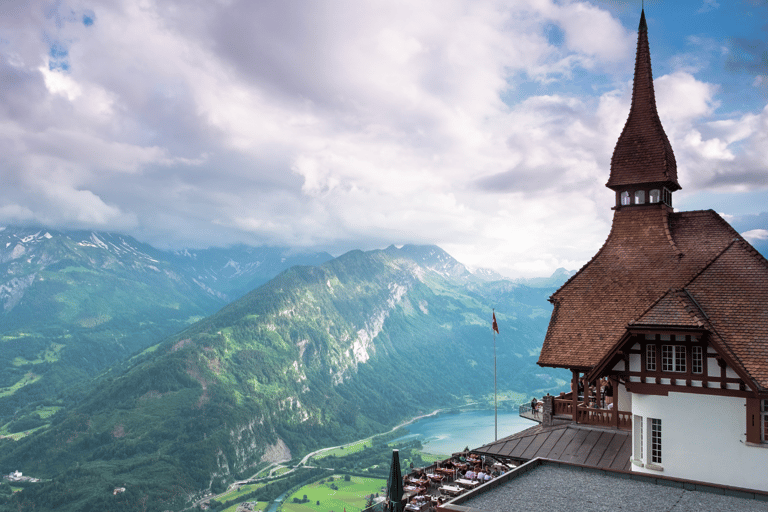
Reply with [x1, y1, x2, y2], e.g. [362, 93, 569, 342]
[650, 418, 662, 464]
[621, 191, 631, 205]
[691, 345, 703, 374]
[646, 344, 656, 371]
[661, 345, 686, 373]
[633, 414, 643, 462]
[762, 399, 768, 443]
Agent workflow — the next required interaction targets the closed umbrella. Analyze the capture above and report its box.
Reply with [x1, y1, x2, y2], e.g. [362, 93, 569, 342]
[386, 449, 404, 512]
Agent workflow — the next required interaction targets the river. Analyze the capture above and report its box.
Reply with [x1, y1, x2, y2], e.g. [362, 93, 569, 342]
[391, 408, 534, 455]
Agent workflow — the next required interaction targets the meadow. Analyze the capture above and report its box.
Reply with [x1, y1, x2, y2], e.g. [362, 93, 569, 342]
[281, 475, 385, 512]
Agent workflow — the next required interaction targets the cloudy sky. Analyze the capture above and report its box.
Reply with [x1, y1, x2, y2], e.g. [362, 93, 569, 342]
[1, 0, 766, 277]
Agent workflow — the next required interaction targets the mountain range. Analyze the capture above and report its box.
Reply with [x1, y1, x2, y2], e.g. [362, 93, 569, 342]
[0, 226, 331, 420]
[0, 226, 569, 511]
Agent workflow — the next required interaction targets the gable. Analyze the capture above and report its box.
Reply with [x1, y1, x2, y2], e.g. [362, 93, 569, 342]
[685, 241, 768, 390]
[538, 208, 737, 370]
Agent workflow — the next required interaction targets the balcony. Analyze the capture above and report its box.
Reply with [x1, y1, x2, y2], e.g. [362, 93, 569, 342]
[520, 392, 632, 430]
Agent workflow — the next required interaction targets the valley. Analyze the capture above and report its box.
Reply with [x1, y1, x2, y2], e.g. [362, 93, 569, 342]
[0, 228, 569, 511]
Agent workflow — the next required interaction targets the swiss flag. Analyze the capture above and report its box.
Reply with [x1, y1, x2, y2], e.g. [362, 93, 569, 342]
[492, 311, 499, 334]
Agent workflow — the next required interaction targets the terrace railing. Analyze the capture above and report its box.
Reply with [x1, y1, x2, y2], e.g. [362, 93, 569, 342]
[522, 396, 631, 430]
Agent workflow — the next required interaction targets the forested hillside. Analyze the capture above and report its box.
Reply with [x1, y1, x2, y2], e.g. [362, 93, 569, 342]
[0, 244, 566, 511]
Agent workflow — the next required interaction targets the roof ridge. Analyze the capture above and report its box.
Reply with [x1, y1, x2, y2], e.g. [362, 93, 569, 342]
[662, 207, 683, 257]
[677, 289, 707, 326]
[681, 238, 737, 289]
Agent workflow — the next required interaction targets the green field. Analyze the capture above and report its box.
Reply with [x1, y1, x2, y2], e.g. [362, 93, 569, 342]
[312, 439, 374, 461]
[221, 500, 269, 512]
[217, 482, 267, 504]
[280, 475, 386, 512]
[0, 372, 42, 398]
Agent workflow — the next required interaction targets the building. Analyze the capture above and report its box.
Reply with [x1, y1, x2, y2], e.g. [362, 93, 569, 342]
[532, 8, 768, 492]
[470, 9, 767, 498]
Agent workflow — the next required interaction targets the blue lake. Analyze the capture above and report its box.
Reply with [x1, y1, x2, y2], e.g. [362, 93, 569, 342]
[394, 409, 534, 455]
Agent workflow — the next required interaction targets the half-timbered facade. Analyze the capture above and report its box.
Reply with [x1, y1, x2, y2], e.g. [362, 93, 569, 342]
[537, 10, 768, 492]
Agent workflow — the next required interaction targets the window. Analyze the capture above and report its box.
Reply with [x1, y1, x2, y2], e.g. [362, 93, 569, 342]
[762, 400, 767, 443]
[661, 345, 686, 372]
[635, 190, 645, 204]
[646, 344, 656, 371]
[649, 189, 660, 203]
[634, 414, 643, 461]
[691, 346, 703, 374]
[621, 191, 630, 205]
[650, 418, 662, 464]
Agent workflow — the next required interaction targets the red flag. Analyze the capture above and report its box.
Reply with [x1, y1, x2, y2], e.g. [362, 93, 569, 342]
[492, 311, 499, 334]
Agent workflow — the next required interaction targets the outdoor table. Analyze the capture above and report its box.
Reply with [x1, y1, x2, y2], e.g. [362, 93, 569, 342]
[454, 478, 480, 489]
[439, 485, 463, 496]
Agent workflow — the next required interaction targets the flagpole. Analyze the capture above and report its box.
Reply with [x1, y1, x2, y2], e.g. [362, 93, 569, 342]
[493, 309, 497, 441]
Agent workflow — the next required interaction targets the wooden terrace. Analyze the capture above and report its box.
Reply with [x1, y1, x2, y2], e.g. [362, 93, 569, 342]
[521, 391, 632, 431]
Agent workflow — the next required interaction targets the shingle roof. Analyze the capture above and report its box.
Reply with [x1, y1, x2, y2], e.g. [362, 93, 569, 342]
[539, 207, 768, 391]
[607, 9, 679, 192]
[685, 241, 768, 389]
[539, 207, 737, 370]
[630, 289, 706, 328]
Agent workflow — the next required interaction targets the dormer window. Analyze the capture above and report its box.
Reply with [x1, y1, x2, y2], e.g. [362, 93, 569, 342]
[634, 190, 645, 204]
[649, 189, 660, 203]
[661, 345, 685, 372]
[646, 344, 656, 371]
[621, 191, 631, 205]
[692, 346, 703, 374]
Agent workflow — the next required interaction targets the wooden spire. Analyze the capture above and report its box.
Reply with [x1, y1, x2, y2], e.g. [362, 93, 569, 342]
[607, 9, 679, 193]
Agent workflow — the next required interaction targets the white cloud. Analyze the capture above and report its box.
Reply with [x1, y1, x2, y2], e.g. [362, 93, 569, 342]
[742, 229, 768, 242]
[0, 0, 765, 277]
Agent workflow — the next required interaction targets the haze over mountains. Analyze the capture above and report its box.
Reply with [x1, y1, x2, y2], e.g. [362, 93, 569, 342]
[0, 226, 570, 511]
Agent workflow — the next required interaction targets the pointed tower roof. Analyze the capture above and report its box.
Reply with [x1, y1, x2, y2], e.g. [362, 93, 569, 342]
[607, 10, 680, 192]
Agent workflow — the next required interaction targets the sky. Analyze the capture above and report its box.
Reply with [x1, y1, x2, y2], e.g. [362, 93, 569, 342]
[0, 0, 766, 278]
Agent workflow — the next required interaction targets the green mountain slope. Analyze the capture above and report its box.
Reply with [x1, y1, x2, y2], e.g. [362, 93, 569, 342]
[0, 245, 564, 511]
[0, 228, 223, 421]
[0, 227, 331, 426]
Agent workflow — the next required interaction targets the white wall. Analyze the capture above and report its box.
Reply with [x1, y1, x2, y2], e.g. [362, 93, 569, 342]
[631, 391, 768, 492]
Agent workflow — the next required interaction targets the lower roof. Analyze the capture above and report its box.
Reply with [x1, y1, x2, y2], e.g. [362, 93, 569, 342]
[472, 422, 631, 471]
[439, 459, 768, 512]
